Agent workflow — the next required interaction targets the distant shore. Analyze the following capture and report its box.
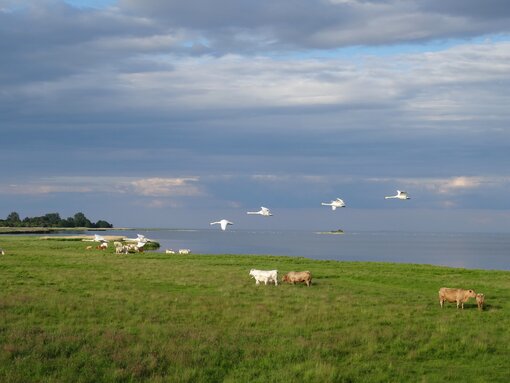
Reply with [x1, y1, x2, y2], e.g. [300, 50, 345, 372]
[0, 227, 132, 235]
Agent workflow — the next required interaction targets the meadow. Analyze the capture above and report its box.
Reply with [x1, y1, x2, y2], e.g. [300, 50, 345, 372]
[0, 236, 509, 382]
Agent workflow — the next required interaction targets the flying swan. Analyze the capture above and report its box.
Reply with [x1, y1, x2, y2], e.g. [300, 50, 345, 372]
[321, 198, 346, 211]
[385, 190, 410, 200]
[247, 207, 273, 216]
[210, 219, 234, 231]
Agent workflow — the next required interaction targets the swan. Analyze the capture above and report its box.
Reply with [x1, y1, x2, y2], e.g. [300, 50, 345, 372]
[210, 219, 234, 231]
[247, 206, 273, 216]
[136, 234, 146, 241]
[321, 198, 346, 211]
[124, 234, 149, 242]
[94, 234, 108, 242]
[385, 190, 410, 200]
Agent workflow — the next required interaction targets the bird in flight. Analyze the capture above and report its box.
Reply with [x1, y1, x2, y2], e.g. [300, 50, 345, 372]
[247, 206, 273, 216]
[385, 190, 410, 200]
[321, 198, 346, 211]
[210, 219, 234, 231]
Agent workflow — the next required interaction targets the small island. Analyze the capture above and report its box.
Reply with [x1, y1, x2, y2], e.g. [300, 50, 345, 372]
[316, 229, 344, 235]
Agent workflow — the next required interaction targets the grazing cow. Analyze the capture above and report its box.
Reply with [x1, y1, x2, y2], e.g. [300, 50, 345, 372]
[126, 244, 138, 252]
[178, 249, 191, 255]
[282, 271, 312, 287]
[165, 249, 176, 254]
[249, 269, 278, 286]
[113, 241, 123, 248]
[94, 242, 109, 250]
[439, 287, 477, 309]
[115, 244, 129, 254]
[476, 293, 485, 311]
[0, 248, 4, 255]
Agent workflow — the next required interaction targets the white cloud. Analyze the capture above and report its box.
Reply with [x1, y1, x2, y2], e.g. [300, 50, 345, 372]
[129, 177, 202, 197]
[368, 176, 510, 195]
[436, 176, 482, 194]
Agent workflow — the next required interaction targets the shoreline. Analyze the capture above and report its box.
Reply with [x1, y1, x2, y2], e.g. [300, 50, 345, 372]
[0, 227, 133, 235]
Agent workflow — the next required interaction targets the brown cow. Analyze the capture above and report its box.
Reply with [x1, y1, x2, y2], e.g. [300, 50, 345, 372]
[476, 293, 485, 311]
[438, 287, 476, 309]
[282, 271, 312, 287]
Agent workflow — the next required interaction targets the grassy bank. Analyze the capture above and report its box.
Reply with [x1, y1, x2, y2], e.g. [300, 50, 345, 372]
[0, 236, 509, 382]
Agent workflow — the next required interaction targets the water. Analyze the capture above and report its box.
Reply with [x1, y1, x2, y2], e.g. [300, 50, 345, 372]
[89, 229, 510, 271]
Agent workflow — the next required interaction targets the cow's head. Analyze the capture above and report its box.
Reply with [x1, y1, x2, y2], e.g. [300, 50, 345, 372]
[282, 274, 289, 282]
[467, 290, 476, 298]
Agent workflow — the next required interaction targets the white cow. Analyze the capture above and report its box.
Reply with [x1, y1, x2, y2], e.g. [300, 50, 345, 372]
[165, 249, 176, 254]
[178, 249, 191, 255]
[249, 269, 278, 286]
[115, 245, 127, 254]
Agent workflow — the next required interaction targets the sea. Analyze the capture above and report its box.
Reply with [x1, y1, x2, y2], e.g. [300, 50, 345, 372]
[71, 229, 510, 271]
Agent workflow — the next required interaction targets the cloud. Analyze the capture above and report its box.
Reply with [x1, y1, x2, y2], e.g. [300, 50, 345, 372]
[129, 177, 202, 197]
[0, 176, 203, 198]
[435, 177, 482, 194]
[2, 1, 510, 229]
[118, 0, 510, 51]
[0, 177, 119, 195]
[368, 176, 510, 195]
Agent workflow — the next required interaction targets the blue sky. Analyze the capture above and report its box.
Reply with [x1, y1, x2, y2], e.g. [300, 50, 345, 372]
[1, 0, 510, 231]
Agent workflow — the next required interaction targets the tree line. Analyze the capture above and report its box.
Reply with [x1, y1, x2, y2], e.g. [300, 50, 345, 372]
[0, 212, 113, 228]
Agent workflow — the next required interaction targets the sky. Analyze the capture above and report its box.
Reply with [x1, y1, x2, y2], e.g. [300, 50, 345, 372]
[1, 0, 510, 232]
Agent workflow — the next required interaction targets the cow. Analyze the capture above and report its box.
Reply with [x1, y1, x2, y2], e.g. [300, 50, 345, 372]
[178, 249, 191, 255]
[126, 244, 139, 252]
[249, 269, 278, 286]
[282, 271, 312, 287]
[0, 248, 4, 255]
[165, 249, 176, 254]
[438, 287, 477, 309]
[476, 293, 485, 311]
[115, 244, 129, 254]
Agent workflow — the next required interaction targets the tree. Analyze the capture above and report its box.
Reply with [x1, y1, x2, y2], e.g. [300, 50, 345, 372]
[73, 212, 92, 228]
[1, 211, 112, 228]
[43, 213, 61, 227]
[60, 217, 75, 227]
[6, 212, 21, 227]
[94, 220, 113, 228]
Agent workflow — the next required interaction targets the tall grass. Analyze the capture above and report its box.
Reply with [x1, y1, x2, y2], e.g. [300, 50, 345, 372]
[0, 236, 509, 382]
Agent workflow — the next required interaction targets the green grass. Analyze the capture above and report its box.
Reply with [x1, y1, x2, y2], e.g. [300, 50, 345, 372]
[0, 236, 509, 382]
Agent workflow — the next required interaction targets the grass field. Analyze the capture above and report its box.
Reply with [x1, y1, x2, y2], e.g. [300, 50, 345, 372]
[1, 236, 509, 382]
